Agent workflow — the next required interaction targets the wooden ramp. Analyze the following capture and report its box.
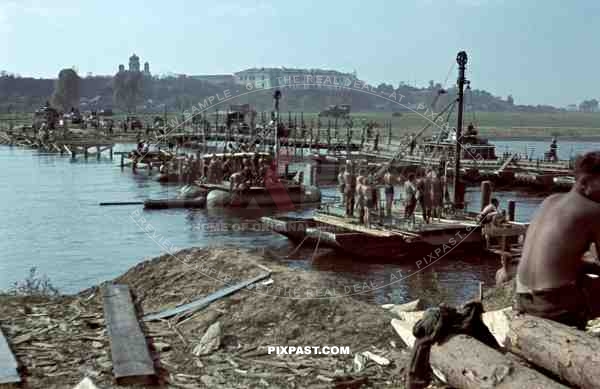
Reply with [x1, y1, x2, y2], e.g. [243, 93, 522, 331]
[0, 328, 20, 386]
[103, 284, 156, 385]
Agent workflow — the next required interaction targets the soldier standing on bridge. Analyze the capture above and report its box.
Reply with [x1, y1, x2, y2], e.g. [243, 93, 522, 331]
[363, 176, 374, 227]
[409, 133, 417, 155]
[337, 166, 346, 204]
[549, 137, 558, 162]
[384, 169, 395, 217]
[404, 174, 417, 225]
[207, 154, 217, 183]
[343, 161, 356, 217]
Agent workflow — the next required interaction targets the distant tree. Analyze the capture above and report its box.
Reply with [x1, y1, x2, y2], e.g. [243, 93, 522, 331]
[113, 71, 144, 113]
[507, 95, 514, 105]
[51, 68, 80, 111]
[579, 99, 599, 112]
[428, 80, 435, 89]
[376, 83, 394, 95]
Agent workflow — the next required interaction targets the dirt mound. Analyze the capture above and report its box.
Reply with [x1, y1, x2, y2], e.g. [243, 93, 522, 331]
[1, 247, 410, 388]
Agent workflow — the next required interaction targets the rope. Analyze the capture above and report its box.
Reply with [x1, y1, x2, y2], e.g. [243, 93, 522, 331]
[435, 102, 457, 147]
[310, 230, 322, 262]
[370, 98, 458, 178]
[442, 61, 456, 89]
[285, 235, 309, 258]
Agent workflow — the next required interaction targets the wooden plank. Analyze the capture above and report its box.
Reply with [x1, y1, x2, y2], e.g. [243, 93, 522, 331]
[102, 284, 155, 384]
[313, 214, 394, 237]
[496, 153, 516, 173]
[484, 223, 528, 238]
[0, 328, 20, 385]
[143, 272, 271, 322]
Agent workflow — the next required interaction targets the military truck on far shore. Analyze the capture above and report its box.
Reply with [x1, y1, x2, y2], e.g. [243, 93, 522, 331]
[318, 104, 351, 118]
[33, 102, 59, 130]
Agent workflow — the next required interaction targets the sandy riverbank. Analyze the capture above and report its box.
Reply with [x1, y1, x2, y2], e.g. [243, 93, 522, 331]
[1, 247, 422, 389]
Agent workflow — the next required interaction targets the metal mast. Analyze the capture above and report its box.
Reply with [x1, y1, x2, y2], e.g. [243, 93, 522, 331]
[453, 51, 468, 208]
[273, 89, 282, 169]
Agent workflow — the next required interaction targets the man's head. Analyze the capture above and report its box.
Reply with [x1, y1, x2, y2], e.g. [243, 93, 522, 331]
[575, 151, 600, 201]
[491, 198, 499, 208]
[408, 173, 416, 182]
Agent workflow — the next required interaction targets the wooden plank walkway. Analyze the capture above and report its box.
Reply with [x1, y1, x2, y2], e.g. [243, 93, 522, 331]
[102, 284, 155, 385]
[0, 328, 20, 386]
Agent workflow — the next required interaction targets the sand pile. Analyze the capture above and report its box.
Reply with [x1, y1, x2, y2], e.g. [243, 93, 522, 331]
[0, 247, 410, 388]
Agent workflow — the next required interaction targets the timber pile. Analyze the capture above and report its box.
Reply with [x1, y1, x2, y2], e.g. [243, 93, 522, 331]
[390, 306, 600, 389]
[0, 247, 416, 388]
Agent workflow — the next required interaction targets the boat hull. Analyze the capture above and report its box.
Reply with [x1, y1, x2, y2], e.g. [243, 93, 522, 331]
[204, 184, 321, 208]
[261, 215, 485, 260]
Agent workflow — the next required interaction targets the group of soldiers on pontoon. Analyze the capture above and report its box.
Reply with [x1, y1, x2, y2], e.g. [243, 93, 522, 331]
[158, 152, 274, 189]
[337, 161, 448, 228]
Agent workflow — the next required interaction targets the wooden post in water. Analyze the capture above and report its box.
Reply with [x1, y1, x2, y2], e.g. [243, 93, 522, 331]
[110, 146, 113, 160]
[480, 180, 492, 211]
[121, 153, 125, 168]
[84, 145, 88, 160]
[327, 120, 332, 152]
[388, 122, 392, 145]
[508, 200, 516, 221]
[214, 108, 218, 133]
[97, 145, 101, 160]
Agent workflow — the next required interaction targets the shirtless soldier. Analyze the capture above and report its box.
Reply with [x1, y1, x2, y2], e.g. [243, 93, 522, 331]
[343, 162, 355, 217]
[337, 166, 346, 205]
[515, 151, 600, 329]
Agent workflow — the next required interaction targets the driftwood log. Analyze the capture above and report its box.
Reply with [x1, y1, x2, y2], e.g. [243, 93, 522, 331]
[487, 309, 600, 389]
[392, 318, 567, 389]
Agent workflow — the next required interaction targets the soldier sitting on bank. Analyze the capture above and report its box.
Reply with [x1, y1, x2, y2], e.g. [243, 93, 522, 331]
[515, 151, 600, 329]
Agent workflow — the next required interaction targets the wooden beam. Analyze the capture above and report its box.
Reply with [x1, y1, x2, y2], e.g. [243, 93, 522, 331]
[143, 272, 271, 322]
[102, 284, 156, 384]
[0, 328, 20, 385]
[391, 318, 567, 389]
[488, 309, 600, 389]
[496, 153, 516, 173]
[313, 214, 395, 237]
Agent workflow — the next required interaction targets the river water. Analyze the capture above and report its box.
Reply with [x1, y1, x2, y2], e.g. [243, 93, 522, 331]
[0, 140, 597, 306]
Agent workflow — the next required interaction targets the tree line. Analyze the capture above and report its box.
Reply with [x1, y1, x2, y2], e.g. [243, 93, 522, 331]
[0, 69, 592, 114]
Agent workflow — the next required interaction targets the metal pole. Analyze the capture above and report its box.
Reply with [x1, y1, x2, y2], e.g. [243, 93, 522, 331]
[274, 89, 281, 171]
[453, 51, 468, 208]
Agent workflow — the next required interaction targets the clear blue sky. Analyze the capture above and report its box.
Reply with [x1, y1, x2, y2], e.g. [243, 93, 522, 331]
[1, 0, 597, 106]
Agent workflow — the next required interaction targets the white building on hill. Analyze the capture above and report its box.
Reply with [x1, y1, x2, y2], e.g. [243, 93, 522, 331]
[234, 67, 358, 90]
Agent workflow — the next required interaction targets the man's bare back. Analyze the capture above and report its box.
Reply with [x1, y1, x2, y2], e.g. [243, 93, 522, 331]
[517, 191, 600, 292]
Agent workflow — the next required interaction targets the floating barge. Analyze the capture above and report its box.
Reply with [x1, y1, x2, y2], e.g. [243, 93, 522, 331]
[261, 204, 527, 260]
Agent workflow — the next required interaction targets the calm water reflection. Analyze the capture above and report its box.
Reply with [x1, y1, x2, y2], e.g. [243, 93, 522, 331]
[0, 140, 581, 305]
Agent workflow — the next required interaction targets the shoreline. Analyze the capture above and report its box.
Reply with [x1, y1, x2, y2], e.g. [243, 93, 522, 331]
[0, 246, 512, 388]
[487, 135, 600, 142]
[0, 247, 415, 388]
